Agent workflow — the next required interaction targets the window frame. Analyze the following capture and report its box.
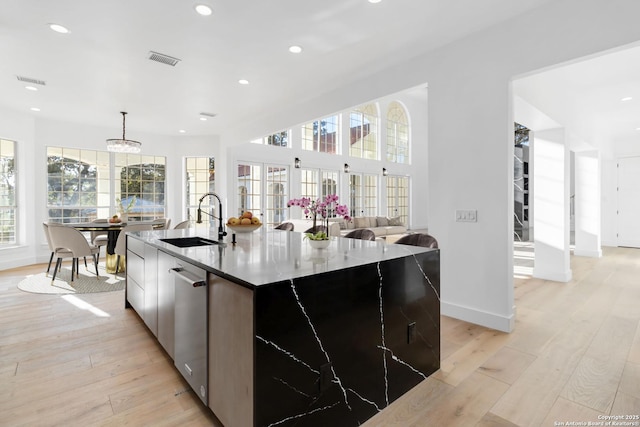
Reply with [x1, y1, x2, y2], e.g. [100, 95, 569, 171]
[0, 139, 17, 245]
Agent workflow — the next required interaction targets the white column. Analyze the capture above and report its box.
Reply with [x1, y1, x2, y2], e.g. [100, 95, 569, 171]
[533, 128, 572, 282]
[574, 150, 602, 257]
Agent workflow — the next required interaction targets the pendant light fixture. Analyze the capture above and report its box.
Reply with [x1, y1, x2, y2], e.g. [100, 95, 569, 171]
[106, 111, 141, 153]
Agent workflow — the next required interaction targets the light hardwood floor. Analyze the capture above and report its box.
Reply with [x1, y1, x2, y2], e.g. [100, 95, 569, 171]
[1, 247, 639, 426]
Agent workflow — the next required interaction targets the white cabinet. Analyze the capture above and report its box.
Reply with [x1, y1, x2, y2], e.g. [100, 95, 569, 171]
[126, 237, 145, 315]
[144, 244, 158, 336]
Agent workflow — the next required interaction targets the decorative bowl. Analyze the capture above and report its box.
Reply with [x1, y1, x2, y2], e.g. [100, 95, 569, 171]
[308, 239, 331, 249]
[226, 223, 262, 233]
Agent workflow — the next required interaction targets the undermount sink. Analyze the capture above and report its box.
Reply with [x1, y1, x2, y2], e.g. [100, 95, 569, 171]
[159, 237, 219, 248]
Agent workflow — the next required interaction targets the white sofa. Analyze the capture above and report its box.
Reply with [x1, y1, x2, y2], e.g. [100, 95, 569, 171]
[337, 216, 407, 238]
[282, 219, 342, 236]
[277, 216, 406, 239]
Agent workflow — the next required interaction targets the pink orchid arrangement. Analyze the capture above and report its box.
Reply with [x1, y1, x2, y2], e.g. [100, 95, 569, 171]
[287, 194, 350, 240]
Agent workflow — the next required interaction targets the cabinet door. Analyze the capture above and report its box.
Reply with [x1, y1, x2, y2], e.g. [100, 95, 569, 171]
[144, 244, 158, 336]
[157, 250, 175, 359]
[208, 274, 254, 426]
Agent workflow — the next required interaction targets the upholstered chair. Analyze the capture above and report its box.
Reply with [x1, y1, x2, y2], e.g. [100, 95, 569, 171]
[393, 233, 438, 248]
[344, 228, 376, 241]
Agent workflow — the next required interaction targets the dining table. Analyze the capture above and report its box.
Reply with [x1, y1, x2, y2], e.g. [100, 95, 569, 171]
[63, 220, 165, 273]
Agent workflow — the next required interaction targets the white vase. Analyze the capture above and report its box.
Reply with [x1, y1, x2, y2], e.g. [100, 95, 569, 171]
[308, 239, 330, 249]
[120, 213, 128, 222]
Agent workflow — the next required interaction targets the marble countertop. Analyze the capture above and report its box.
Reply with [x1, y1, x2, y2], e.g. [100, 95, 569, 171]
[129, 227, 434, 288]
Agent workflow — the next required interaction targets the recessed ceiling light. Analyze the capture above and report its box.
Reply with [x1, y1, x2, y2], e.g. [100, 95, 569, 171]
[238, 79, 249, 85]
[179, 129, 186, 133]
[30, 107, 41, 112]
[621, 97, 633, 101]
[289, 45, 303, 54]
[199, 117, 207, 121]
[48, 23, 70, 34]
[636, 127, 640, 131]
[368, 0, 382, 3]
[195, 4, 212, 16]
[25, 86, 38, 91]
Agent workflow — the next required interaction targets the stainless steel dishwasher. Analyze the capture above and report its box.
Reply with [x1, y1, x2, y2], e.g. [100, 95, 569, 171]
[170, 262, 208, 405]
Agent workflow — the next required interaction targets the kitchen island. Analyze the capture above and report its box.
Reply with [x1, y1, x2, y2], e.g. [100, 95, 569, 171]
[125, 227, 440, 427]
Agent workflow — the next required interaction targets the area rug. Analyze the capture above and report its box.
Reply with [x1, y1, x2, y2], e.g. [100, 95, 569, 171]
[18, 264, 125, 294]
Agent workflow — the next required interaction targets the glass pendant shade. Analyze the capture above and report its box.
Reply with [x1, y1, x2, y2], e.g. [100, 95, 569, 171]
[107, 112, 141, 153]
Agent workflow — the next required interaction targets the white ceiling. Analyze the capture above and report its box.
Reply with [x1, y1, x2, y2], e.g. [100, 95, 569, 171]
[1, 0, 556, 137]
[514, 44, 640, 153]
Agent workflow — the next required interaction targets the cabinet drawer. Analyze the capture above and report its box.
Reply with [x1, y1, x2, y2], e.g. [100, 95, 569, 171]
[127, 250, 144, 288]
[127, 278, 144, 314]
[127, 237, 145, 257]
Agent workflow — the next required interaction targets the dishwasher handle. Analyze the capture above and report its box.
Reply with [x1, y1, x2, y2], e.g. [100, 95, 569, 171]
[169, 267, 207, 287]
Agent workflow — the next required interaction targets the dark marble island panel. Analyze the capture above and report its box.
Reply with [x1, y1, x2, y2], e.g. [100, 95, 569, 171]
[254, 248, 440, 427]
[129, 229, 440, 427]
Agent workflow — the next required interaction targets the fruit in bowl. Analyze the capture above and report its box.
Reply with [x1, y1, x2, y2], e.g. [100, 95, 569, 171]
[227, 211, 261, 232]
[108, 215, 122, 223]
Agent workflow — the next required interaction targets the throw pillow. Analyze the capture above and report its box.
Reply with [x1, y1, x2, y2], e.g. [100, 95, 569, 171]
[346, 219, 355, 229]
[338, 220, 347, 230]
[376, 216, 389, 227]
[389, 216, 403, 226]
[354, 217, 369, 228]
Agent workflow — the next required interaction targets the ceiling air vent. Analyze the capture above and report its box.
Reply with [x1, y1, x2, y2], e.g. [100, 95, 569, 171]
[16, 75, 46, 86]
[200, 112, 217, 118]
[148, 51, 181, 66]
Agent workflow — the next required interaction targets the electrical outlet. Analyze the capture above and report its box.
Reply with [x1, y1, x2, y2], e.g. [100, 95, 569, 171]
[407, 322, 417, 344]
[319, 363, 334, 392]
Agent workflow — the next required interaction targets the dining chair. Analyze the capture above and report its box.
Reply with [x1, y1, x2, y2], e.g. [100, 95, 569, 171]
[153, 218, 171, 230]
[42, 223, 73, 275]
[393, 233, 438, 248]
[91, 218, 109, 257]
[173, 220, 191, 229]
[274, 222, 294, 231]
[113, 224, 153, 274]
[47, 224, 101, 283]
[344, 228, 376, 241]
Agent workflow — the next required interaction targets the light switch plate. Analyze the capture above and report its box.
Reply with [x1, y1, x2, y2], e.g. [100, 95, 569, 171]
[455, 209, 477, 222]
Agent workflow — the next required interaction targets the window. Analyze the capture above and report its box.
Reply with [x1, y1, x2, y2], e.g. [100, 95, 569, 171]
[266, 166, 289, 225]
[386, 101, 409, 164]
[47, 147, 110, 222]
[296, 168, 339, 218]
[386, 175, 409, 226]
[349, 173, 378, 217]
[267, 131, 289, 147]
[349, 104, 378, 160]
[251, 130, 290, 147]
[321, 171, 338, 199]
[114, 153, 166, 221]
[302, 115, 340, 154]
[186, 157, 215, 223]
[0, 139, 16, 244]
[47, 147, 166, 223]
[237, 163, 262, 220]
[300, 169, 318, 201]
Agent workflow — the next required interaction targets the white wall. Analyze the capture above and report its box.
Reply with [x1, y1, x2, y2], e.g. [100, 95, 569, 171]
[4, 0, 640, 332]
[0, 110, 220, 269]
[221, 0, 640, 332]
[224, 86, 429, 230]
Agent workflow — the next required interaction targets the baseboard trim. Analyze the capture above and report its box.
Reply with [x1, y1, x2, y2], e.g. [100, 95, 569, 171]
[573, 248, 602, 258]
[0, 256, 37, 271]
[441, 301, 515, 333]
